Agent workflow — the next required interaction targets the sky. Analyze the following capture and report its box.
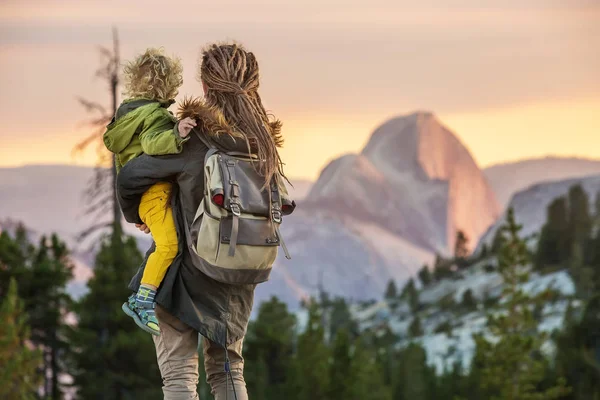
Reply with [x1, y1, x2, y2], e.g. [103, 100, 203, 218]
[0, 0, 598, 180]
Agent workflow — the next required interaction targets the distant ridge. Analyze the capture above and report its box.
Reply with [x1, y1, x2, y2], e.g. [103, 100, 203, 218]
[484, 156, 600, 208]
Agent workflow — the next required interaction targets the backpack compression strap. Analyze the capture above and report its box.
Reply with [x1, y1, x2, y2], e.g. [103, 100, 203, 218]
[270, 179, 291, 260]
[224, 158, 241, 257]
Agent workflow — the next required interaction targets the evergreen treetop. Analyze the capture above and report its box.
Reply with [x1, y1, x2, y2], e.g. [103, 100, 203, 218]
[0, 278, 43, 400]
[475, 208, 570, 400]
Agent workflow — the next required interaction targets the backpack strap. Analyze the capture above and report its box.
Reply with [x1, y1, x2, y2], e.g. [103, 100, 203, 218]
[270, 179, 282, 224]
[270, 179, 291, 260]
[195, 129, 214, 148]
[224, 157, 241, 257]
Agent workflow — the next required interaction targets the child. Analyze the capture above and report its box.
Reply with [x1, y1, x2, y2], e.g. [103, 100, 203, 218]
[103, 48, 196, 335]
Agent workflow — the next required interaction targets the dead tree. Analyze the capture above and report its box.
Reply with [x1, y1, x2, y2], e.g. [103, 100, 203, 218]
[73, 28, 122, 241]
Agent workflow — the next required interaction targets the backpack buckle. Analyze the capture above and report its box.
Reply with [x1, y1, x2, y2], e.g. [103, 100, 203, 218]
[272, 210, 282, 223]
[230, 202, 241, 217]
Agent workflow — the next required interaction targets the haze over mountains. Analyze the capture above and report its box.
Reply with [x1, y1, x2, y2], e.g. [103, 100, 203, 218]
[484, 157, 600, 208]
[2, 112, 600, 305]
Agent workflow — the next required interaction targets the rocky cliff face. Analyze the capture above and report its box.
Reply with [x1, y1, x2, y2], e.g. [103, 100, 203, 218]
[260, 112, 502, 306]
[306, 112, 500, 253]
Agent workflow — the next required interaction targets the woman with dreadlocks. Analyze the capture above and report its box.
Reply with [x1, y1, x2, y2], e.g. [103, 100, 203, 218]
[117, 43, 286, 399]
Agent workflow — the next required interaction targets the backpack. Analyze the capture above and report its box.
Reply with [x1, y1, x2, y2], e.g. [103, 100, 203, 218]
[184, 133, 295, 285]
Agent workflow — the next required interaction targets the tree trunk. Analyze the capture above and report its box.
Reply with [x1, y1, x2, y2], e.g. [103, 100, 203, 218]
[44, 347, 51, 398]
[110, 28, 122, 233]
[51, 337, 60, 399]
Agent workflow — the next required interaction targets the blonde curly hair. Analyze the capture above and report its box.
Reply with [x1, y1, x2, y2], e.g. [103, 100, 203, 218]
[123, 48, 183, 102]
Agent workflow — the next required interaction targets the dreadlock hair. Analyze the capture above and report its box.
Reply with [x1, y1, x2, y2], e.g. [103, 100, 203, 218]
[123, 47, 183, 103]
[199, 43, 285, 188]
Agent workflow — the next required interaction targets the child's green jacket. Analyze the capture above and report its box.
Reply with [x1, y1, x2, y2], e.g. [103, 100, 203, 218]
[103, 98, 188, 172]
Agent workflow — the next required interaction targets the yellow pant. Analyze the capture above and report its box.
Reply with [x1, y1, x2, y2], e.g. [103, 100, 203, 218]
[139, 182, 178, 288]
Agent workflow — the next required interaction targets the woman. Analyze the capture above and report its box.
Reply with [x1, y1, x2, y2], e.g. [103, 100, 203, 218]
[117, 43, 285, 400]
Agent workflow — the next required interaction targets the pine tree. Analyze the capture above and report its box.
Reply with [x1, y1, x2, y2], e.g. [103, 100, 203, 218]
[474, 208, 570, 400]
[384, 279, 398, 301]
[364, 324, 399, 390]
[568, 184, 592, 255]
[0, 278, 43, 400]
[328, 329, 353, 400]
[433, 255, 453, 281]
[393, 343, 435, 400]
[400, 278, 419, 313]
[435, 360, 467, 400]
[567, 185, 594, 297]
[535, 197, 569, 270]
[491, 224, 509, 255]
[433, 253, 451, 281]
[0, 229, 28, 297]
[327, 329, 392, 400]
[23, 234, 73, 399]
[328, 297, 357, 341]
[347, 337, 392, 400]
[480, 243, 490, 259]
[1, 228, 74, 399]
[245, 296, 296, 400]
[68, 228, 162, 399]
[418, 265, 432, 287]
[288, 300, 330, 400]
[585, 191, 600, 292]
[454, 230, 470, 262]
[461, 289, 477, 312]
[408, 316, 424, 338]
[554, 296, 600, 400]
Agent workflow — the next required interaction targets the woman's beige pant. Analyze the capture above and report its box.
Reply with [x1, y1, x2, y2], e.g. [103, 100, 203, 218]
[153, 306, 248, 400]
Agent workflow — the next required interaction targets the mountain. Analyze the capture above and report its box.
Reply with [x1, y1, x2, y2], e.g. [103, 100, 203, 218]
[306, 111, 500, 253]
[260, 209, 434, 306]
[484, 157, 600, 208]
[260, 111, 501, 306]
[477, 174, 600, 251]
[0, 165, 96, 238]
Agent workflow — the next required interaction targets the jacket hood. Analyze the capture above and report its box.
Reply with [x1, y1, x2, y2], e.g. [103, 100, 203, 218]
[177, 97, 255, 155]
[104, 101, 163, 154]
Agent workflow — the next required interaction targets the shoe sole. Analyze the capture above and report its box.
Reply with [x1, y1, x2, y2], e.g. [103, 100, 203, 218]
[121, 302, 161, 336]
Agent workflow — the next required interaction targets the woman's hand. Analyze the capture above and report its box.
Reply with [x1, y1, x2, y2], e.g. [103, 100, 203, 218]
[178, 117, 197, 138]
[135, 223, 150, 234]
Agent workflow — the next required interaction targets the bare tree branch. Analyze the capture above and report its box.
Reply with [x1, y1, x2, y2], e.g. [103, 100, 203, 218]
[76, 97, 108, 115]
[72, 28, 122, 242]
[76, 221, 113, 243]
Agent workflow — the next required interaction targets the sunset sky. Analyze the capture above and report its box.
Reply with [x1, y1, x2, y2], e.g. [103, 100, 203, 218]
[1, 0, 598, 180]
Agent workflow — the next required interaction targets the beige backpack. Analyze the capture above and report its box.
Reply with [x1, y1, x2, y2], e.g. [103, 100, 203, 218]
[185, 135, 295, 285]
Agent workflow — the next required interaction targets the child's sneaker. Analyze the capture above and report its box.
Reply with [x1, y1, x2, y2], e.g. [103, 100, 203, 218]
[121, 294, 160, 336]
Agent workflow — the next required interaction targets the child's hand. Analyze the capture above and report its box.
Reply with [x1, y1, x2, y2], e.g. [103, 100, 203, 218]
[135, 223, 150, 234]
[178, 117, 197, 138]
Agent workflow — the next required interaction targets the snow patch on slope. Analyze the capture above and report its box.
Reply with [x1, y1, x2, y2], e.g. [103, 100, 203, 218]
[351, 264, 578, 374]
